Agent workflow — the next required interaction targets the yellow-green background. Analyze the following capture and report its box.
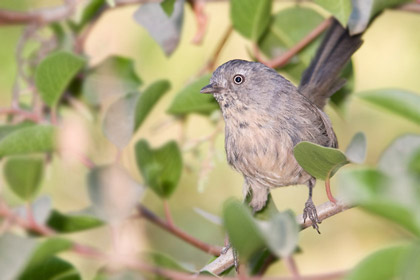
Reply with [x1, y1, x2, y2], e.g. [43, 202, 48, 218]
[1, 1, 420, 278]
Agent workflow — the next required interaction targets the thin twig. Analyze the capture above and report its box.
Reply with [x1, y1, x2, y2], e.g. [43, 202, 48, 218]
[137, 204, 223, 256]
[253, 17, 333, 69]
[202, 200, 352, 275]
[163, 200, 175, 228]
[398, 3, 420, 13]
[0, 0, 77, 25]
[284, 256, 300, 278]
[188, 0, 208, 45]
[199, 25, 233, 75]
[0, 107, 41, 123]
[0, 201, 55, 236]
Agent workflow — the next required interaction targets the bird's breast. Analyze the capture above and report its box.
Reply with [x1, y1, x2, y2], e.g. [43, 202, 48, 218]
[224, 114, 308, 187]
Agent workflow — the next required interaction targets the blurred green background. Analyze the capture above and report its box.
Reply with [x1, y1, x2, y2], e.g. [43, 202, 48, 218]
[1, 0, 420, 278]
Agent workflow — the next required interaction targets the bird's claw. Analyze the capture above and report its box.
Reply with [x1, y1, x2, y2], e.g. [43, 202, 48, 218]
[303, 199, 321, 234]
[221, 244, 230, 255]
[221, 242, 239, 272]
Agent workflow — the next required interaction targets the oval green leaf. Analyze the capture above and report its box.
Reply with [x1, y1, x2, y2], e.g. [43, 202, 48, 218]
[293, 141, 349, 180]
[223, 199, 265, 261]
[345, 132, 367, 164]
[167, 74, 218, 116]
[46, 209, 104, 233]
[339, 168, 420, 236]
[87, 165, 144, 223]
[35, 51, 85, 107]
[82, 56, 142, 106]
[346, 245, 409, 280]
[314, 0, 352, 27]
[0, 125, 56, 157]
[133, 0, 184, 56]
[0, 233, 37, 280]
[135, 139, 182, 198]
[258, 6, 324, 81]
[258, 210, 299, 258]
[348, 0, 411, 35]
[17, 238, 77, 280]
[135, 80, 171, 130]
[231, 0, 272, 41]
[358, 89, 420, 125]
[102, 92, 139, 149]
[4, 156, 44, 201]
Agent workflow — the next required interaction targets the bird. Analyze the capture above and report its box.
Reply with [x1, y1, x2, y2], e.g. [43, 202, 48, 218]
[200, 19, 363, 232]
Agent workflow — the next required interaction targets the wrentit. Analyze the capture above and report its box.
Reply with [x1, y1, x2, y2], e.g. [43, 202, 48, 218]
[200, 19, 362, 232]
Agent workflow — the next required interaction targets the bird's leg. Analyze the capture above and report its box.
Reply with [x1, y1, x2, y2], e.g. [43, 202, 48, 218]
[303, 178, 321, 234]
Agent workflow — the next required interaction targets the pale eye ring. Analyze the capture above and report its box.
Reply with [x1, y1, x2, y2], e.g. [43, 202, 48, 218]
[233, 74, 244, 85]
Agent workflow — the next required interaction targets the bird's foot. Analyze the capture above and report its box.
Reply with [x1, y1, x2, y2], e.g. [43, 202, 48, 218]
[221, 244, 231, 255]
[303, 198, 321, 234]
[221, 242, 239, 272]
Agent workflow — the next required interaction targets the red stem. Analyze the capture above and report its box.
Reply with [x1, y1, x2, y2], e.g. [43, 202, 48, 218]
[253, 17, 333, 69]
[138, 205, 222, 256]
[325, 175, 337, 203]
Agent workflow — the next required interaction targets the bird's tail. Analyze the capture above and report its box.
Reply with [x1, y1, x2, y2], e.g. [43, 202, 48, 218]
[298, 18, 363, 109]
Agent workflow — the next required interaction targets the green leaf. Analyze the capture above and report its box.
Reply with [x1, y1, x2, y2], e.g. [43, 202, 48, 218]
[4, 156, 44, 200]
[78, 0, 106, 29]
[346, 245, 409, 280]
[0, 125, 56, 157]
[258, 7, 324, 80]
[0, 122, 34, 141]
[144, 251, 192, 279]
[167, 74, 218, 116]
[35, 51, 85, 107]
[0, 233, 37, 280]
[251, 193, 278, 221]
[400, 242, 420, 280]
[133, 0, 184, 56]
[135, 80, 171, 130]
[230, 0, 272, 41]
[106, 0, 115, 7]
[345, 132, 367, 164]
[314, 0, 352, 27]
[293, 141, 349, 180]
[135, 140, 182, 198]
[258, 210, 299, 258]
[358, 89, 420, 125]
[94, 270, 143, 280]
[348, 0, 412, 35]
[160, 0, 176, 16]
[378, 134, 420, 178]
[339, 168, 420, 236]
[46, 209, 104, 233]
[408, 149, 420, 176]
[20, 257, 81, 280]
[103, 92, 139, 149]
[87, 165, 144, 223]
[82, 56, 142, 106]
[20, 238, 73, 277]
[248, 249, 276, 276]
[223, 199, 265, 261]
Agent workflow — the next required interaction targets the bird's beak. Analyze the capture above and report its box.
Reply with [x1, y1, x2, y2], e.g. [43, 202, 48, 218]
[200, 83, 221, 94]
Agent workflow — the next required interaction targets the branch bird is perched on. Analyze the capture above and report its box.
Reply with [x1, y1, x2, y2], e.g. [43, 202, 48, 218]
[200, 19, 363, 232]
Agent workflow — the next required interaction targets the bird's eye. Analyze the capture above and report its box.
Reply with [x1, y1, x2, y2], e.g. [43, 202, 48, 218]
[233, 74, 244, 85]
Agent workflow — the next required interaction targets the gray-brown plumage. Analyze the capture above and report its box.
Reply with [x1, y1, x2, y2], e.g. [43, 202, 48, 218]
[200, 19, 362, 231]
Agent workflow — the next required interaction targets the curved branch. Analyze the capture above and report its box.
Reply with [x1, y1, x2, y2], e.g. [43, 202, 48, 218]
[0, 0, 76, 25]
[137, 205, 223, 256]
[201, 200, 352, 275]
[253, 17, 333, 69]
